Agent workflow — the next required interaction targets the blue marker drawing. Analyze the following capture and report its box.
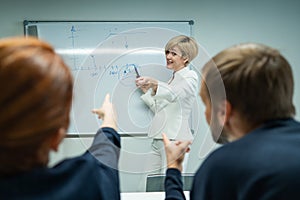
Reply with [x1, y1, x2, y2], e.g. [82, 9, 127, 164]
[124, 36, 128, 49]
[107, 63, 139, 80]
[69, 25, 79, 70]
[90, 55, 97, 70]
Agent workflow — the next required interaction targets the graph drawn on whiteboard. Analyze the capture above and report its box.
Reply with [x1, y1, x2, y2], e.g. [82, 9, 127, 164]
[72, 27, 178, 134]
[23, 21, 197, 134]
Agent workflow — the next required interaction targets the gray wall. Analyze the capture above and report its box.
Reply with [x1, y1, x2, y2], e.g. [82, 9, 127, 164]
[1, 0, 300, 192]
[1, 0, 299, 117]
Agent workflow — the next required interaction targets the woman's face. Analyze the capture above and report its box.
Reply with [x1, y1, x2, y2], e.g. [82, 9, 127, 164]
[165, 46, 188, 71]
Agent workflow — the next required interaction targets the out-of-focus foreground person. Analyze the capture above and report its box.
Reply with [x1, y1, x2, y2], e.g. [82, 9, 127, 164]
[164, 43, 300, 200]
[0, 37, 121, 200]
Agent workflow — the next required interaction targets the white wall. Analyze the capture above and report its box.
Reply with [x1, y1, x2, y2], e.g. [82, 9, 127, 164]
[1, 0, 300, 192]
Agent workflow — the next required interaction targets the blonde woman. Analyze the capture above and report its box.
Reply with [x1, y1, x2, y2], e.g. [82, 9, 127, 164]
[136, 35, 199, 173]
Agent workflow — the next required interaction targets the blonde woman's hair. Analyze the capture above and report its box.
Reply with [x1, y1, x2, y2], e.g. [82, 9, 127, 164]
[165, 35, 198, 65]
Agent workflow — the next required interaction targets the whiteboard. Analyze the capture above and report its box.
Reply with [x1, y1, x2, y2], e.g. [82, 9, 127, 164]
[24, 21, 194, 134]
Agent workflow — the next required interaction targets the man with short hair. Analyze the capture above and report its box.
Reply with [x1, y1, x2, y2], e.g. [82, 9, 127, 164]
[163, 43, 300, 199]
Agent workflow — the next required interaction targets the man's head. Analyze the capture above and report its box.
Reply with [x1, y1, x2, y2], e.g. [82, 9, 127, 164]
[200, 43, 295, 143]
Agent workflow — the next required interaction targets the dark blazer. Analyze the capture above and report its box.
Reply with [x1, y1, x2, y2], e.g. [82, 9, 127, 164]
[165, 118, 300, 200]
[0, 127, 121, 200]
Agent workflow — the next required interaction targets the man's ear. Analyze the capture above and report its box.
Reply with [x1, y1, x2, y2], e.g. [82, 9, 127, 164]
[50, 128, 66, 152]
[217, 100, 232, 126]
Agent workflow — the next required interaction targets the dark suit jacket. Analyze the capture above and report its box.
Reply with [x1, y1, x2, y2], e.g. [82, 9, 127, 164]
[165, 118, 300, 200]
[0, 127, 121, 200]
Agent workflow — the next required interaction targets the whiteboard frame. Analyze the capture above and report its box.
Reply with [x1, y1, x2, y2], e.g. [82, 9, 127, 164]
[23, 20, 195, 136]
[23, 20, 194, 36]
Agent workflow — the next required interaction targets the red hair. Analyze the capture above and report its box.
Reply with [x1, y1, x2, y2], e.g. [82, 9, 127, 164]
[0, 37, 73, 175]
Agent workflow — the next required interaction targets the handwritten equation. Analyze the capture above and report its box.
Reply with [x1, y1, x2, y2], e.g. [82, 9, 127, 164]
[67, 25, 141, 79]
[72, 62, 140, 80]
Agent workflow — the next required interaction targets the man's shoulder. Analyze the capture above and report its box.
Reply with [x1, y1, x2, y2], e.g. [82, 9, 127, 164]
[197, 144, 235, 171]
[198, 118, 300, 174]
[197, 138, 256, 171]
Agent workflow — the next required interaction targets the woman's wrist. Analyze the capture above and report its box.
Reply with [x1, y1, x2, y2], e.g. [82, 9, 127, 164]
[151, 80, 158, 95]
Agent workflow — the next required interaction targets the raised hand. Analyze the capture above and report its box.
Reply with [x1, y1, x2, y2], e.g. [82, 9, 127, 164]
[92, 93, 117, 131]
[162, 133, 192, 172]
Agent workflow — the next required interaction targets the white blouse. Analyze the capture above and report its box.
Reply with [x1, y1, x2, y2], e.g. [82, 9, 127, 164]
[140, 67, 199, 140]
